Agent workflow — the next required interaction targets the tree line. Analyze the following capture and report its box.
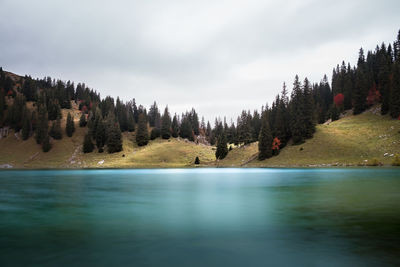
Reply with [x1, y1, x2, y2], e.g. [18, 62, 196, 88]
[0, 30, 399, 160]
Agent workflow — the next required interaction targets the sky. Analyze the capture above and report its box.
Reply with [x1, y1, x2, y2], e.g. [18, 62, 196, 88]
[0, 0, 399, 122]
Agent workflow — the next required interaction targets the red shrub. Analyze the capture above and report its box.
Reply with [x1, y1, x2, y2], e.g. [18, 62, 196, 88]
[334, 93, 344, 107]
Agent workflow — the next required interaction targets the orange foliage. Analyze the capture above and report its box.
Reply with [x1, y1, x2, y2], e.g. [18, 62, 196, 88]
[272, 137, 281, 150]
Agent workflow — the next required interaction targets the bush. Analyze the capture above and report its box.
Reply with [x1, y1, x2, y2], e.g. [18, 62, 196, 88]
[392, 155, 400, 166]
[367, 158, 382, 166]
[194, 156, 200, 165]
[150, 128, 160, 140]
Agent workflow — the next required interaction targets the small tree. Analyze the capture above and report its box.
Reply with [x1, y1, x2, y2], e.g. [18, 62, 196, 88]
[272, 137, 281, 156]
[258, 115, 273, 160]
[42, 134, 51, 152]
[107, 123, 123, 153]
[150, 128, 160, 140]
[215, 133, 228, 160]
[49, 116, 62, 140]
[21, 115, 31, 140]
[194, 156, 200, 165]
[83, 133, 94, 153]
[66, 112, 75, 137]
[79, 113, 87, 127]
[161, 106, 171, 139]
[136, 113, 149, 146]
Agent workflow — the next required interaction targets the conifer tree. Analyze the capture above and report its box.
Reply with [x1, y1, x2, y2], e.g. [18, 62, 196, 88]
[171, 114, 179, 138]
[161, 106, 171, 139]
[194, 156, 200, 165]
[42, 133, 51, 152]
[21, 108, 31, 140]
[79, 113, 87, 127]
[258, 113, 273, 160]
[127, 110, 135, 132]
[290, 75, 305, 144]
[107, 122, 122, 153]
[136, 113, 149, 146]
[303, 78, 316, 138]
[0, 89, 5, 124]
[83, 133, 94, 153]
[66, 112, 75, 137]
[49, 116, 62, 140]
[390, 62, 400, 118]
[35, 105, 48, 144]
[95, 119, 106, 150]
[215, 133, 228, 160]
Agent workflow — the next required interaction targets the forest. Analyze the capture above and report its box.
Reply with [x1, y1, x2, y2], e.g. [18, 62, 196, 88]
[0, 30, 400, 161]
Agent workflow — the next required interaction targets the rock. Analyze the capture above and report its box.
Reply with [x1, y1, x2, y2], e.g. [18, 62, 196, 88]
[0, 164, 13, 169]
[384, 153, 389, 157]
[98, 160, 104, 165]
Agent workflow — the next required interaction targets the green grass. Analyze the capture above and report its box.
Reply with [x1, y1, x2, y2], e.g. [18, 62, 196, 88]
[245, 110, 400, 167]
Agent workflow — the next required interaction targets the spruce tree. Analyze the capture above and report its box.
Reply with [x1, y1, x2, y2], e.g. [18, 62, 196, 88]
[79, 113, 87, 127]
[215, 133, 228, 160]
[258, 113, 273, 160]
[303, 78, 316, 138]
[35, 105, 48, 144]
[290, 75, 305, 144]
[42, 133, 51, 152]
[390, 62, 400, 118]
[171, 114, 179, 138]
[161, 106, 171, 139]
[95, 119, 106, 150]
[136, 113, 149, 146]
[194, 156, 200, 165]
[83, 133, 94, 153]
[66, 112, 75, 137]
[107, 123, 122, 153]
[21, 109, 31, 140]
[127, 111, 135, 132]
[49, 116, 62, 140]
[0, 89, 4, 124]
[150, 127, 160, 140]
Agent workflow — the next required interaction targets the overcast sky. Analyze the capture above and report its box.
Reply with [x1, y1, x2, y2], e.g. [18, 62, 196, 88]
[0, 0, 399, 122]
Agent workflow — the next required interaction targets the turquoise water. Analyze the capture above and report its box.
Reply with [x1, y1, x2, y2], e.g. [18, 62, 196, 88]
[0, 168, 399, 266]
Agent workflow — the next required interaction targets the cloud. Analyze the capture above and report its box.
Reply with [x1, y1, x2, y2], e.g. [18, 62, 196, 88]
[0, 0, 399, 121]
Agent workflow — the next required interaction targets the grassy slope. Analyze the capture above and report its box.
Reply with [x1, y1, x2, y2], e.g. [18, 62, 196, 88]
[220, 109, 400, 167]
[1, 104, 399, 168]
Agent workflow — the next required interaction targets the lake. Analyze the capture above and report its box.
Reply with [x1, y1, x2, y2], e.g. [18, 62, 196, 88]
[0, 168, 399, 266]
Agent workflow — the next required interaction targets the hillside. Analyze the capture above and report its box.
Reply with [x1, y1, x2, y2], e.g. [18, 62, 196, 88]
[219, 107, 400, 167]
[1, 104, 399, 168]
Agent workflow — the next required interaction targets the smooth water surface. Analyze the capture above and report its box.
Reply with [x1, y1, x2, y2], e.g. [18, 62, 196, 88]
[0, 168, 400, 266]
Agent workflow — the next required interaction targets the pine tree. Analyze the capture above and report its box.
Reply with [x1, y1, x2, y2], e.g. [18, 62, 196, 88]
[353, 48, 368, 115]
[303, 78, 316, 138]
[161, 106, 171, 139]
[290, 75, 305, 144]
[0, 89, 5, 124]
[42, 133, 51, 152]
[35, 105, 48, 144]
[194, 156, 200, 165]
[83, 133, 94, 153]
[95, 119, 106, 150]
[21, 108, 31, 140]
[258, 113, 273, 160]
[150, 128, 160, 140]
[49, 116, 62, 140]
[136, 113, 149, 146]
[171, 114, 179, 138]
[215, 133, 228, 160]
[66, 112, 75, 137]
[390, 62, 400, 118]
[79, 113, 87, 127]
[127, 110, 135, 132]
[107, 122, 122, 153]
